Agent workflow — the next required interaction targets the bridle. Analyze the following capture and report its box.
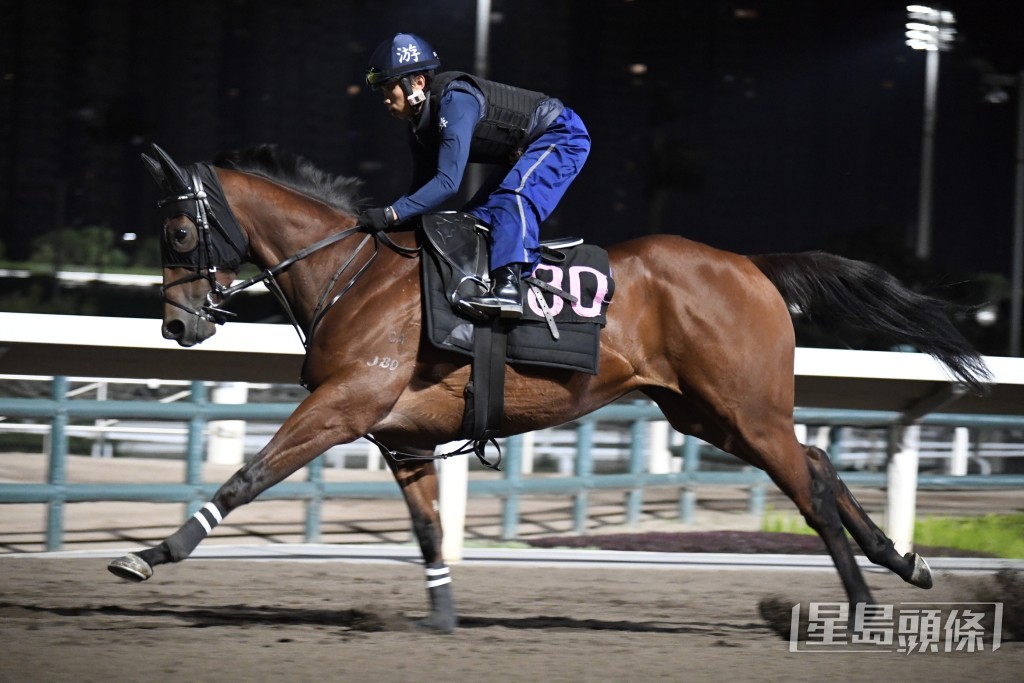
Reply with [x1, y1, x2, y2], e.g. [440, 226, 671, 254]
[159, 164, 419, 350]
[159, 167, 247, 325]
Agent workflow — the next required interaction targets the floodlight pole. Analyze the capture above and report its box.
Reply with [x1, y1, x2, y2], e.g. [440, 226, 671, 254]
[915, 48, 940, 261]
[464, 0, 492, 204]
[474, 0, 491, 79]
[1010, 69, 1024, 357]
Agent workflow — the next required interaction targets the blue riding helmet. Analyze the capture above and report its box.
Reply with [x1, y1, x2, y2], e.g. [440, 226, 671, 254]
[366, 32, 441, 88]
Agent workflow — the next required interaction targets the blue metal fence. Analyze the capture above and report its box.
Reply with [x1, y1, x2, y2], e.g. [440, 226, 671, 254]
[2, 377, 1024, 550]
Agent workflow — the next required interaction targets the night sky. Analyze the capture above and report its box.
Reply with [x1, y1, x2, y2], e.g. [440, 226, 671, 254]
[2, 0, 1023, 281]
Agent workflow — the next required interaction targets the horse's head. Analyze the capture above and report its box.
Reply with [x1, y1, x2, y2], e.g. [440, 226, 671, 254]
[142, 144, 249, 347]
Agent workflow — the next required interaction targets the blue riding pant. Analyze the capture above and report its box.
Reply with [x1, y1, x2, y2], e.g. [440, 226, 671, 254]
[469, 107, 590, 272]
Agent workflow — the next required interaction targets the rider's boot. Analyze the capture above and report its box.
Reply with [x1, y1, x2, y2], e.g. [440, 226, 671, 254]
[462, 264, 523, 319]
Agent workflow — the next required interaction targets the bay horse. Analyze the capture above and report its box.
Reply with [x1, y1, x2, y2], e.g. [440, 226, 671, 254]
[109, 144, 991, 633]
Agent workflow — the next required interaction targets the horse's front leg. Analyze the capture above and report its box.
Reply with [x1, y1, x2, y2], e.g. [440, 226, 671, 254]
[108, 389, 373, 581]
[381, 447, 456, 634]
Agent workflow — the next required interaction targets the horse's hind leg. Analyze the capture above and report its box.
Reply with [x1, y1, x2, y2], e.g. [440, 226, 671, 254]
[381, 446, 457, 634]
[770, 440, 876, 607]
[821, 449, 932, 588]
[740, 439, 932, 599]
[648, 391, 877, 608]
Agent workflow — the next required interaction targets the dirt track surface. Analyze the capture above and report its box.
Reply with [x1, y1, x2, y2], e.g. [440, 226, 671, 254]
[1, 557, 1020, 683]
[3, 453, 1023, 680]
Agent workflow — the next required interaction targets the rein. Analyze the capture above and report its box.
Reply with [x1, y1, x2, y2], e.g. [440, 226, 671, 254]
[222, 227, 373, 348]
[162, 168, 420, 350]
[243, 227, 420, 353]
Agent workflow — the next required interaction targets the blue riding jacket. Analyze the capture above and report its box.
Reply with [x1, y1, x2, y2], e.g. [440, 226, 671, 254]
[391, 73, 590, 271]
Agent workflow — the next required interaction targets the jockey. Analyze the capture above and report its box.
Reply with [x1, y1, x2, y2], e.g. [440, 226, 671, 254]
[359, 32, 591, 319]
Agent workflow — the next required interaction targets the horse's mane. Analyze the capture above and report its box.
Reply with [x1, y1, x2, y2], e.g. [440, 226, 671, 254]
[213, 144, 363, 214]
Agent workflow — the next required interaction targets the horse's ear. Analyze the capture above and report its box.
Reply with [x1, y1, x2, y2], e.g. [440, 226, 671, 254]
[150, 143, 191, 193]
[140, 153, 171, 192]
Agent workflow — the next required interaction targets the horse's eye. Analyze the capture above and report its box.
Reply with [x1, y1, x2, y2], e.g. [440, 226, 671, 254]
[166, 223, 198, 252]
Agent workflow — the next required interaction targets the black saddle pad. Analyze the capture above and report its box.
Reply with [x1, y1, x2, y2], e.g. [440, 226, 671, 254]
[420, 214, 614, 375]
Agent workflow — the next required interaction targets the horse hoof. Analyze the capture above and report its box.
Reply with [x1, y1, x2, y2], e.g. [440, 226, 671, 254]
[414, 614, 457, 634]
[908, 552, 933, 589]
[108, 553, 153, 582]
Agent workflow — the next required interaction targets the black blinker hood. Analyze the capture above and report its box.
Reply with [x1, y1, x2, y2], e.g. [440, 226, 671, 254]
[158, 162, 248, 271]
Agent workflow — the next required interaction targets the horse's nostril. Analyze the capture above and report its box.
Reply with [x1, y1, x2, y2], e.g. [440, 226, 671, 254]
[164, 319, 185, 339]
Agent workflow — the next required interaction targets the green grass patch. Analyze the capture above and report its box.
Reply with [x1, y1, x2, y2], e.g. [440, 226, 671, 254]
[763, 510, 1024, 559]
[762, 511, 817, 536]
[913, 514, 1024, 559]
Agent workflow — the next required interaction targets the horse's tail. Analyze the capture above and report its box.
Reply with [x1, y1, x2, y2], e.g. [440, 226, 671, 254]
[749, 251, 992, 395]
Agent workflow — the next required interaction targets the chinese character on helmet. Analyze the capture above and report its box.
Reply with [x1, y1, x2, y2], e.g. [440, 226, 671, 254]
[365, 32, 441, 89]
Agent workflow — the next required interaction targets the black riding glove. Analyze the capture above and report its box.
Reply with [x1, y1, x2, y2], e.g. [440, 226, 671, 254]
[358, 206, 397, 232]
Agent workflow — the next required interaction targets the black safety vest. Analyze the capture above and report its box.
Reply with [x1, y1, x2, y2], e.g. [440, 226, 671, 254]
[417, 71, 562, 164]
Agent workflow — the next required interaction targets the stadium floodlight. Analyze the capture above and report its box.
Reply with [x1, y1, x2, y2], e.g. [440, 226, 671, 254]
[905, 5, 956, 51]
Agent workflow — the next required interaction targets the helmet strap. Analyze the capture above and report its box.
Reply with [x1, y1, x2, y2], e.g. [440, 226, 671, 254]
[400, 75, 426, 107]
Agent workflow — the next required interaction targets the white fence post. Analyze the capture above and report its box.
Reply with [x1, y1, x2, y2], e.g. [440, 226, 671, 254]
[886, 425, 920, 555]
[365, 440, 382, 471]
[90, 382, 113, 458]
[206, 382, 248, 465]
[950, 427, 970, 476]
[814, 426, 831, 451]
[520, 430, 536, 474]
[794, 423, 808, 444]
[437, 443, 469, 563]
[647, 420, 672, 474]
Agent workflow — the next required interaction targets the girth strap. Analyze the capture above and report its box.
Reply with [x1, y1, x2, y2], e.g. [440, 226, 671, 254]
[460, 318, 508, 449]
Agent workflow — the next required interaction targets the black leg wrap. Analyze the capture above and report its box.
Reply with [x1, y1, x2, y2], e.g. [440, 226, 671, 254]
[165, 502, 223, 562]
[110, 502, 224, 581]
[419, 563, 457, 633]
